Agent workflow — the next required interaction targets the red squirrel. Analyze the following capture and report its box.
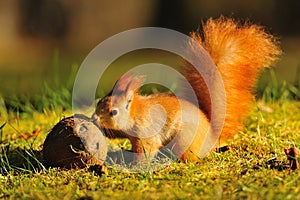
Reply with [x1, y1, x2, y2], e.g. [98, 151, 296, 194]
[92, 17, 281, 162]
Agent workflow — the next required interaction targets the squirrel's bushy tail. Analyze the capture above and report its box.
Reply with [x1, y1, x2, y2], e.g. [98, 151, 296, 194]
[184, 17, 282, 145]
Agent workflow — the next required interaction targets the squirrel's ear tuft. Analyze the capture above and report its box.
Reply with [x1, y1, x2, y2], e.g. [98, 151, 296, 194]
[113, 72, 145, 96]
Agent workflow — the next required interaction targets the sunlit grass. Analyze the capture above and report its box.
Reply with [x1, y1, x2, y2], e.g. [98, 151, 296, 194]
[0, 55, 300, 199]
[1, 96, 300, 199]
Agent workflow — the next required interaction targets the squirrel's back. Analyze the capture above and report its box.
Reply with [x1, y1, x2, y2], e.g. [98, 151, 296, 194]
[184, 17, 281, 145]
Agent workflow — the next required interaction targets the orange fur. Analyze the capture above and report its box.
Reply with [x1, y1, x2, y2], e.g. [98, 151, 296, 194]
[93, 17, 282, 162]
[184, 17, 281, 146]
[128, 93, 211, 161]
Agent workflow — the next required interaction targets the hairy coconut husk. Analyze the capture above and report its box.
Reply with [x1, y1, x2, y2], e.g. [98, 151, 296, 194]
[42, 114, 107, 169]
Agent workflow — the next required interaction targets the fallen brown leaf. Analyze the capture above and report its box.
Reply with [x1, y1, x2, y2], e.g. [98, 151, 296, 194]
[284, 147, 299, 170]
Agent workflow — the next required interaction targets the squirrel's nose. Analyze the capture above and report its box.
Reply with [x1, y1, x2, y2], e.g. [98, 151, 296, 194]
[91, 112, 99, 122]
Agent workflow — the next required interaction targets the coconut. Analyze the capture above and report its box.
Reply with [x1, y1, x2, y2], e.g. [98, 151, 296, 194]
[42, 114, 107, 168]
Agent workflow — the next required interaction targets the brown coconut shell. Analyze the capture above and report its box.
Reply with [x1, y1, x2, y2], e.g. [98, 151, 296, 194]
[42, 114, 107, 168]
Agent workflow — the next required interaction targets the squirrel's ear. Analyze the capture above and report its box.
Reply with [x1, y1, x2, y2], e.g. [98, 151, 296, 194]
[115, 72, 145, 91]
[122, 74, 145, 111]
[125, 90, 134, 111]
[126, 75, 145, 93]
[114, 72, 135, 92]
[113, 72, 145, 99]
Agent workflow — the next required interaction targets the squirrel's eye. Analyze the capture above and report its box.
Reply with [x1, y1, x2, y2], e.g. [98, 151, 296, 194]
[111, 109, 118, 116]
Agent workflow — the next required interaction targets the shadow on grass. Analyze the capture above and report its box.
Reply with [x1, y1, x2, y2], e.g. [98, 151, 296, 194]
[0, 143, 134, 175]
[0, 144, 293, 175]
[0, 144, 45, 175]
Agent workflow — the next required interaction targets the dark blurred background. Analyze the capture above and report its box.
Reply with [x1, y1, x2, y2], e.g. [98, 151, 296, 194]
[1, 0, 300, 99]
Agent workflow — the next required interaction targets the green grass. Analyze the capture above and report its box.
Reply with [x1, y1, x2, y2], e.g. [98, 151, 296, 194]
[1, 55, 300, 199]
[1, 96, 300, 199]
